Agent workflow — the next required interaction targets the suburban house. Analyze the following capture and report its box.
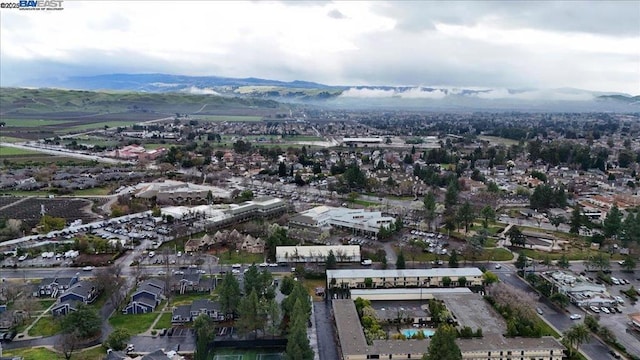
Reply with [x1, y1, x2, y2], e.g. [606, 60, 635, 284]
[170, 272, 215, 295]
[35, 275, 78, 298]
[51, 281, 100, 316]
[171, 299, 222, 324]
[123, 279, 165, 314]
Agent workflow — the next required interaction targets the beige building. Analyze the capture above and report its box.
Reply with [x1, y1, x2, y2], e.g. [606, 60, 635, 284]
[326, 268, 484, 289]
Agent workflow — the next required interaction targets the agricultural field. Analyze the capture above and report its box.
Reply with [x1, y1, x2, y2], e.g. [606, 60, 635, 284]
[191, 115, 263, 122]
[1, 118, 66, 127]
[0, 145, 44, 156]
[0, 197, 98, 228]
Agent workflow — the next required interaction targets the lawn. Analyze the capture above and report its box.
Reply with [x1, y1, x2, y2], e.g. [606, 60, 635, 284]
[352, 199, 378, 207]
[285, 135, 323, 142]
[0, 135, 30, 142]
[3, 345, 105, 360]
[28, 316, 61, 337]
[300, 278, 326, 301]
[217, 250, 265, 265]
[153, 312, 173, 329]
[171, 292, 214, 306]
[477, 135, 520, 147]
[109, 312, 157, 334]
[516, 248, 623, 261]
[72, 187, 111, 196]
[0, 145, 43, 156]
[211, 349, 285, 360]
[39, 299, 57, 310]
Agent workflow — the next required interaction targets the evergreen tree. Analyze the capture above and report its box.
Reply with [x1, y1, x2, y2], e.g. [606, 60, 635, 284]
[480, 205, 496, 228]
[448, 250, 459, 268]
[194, 314, 216, 360]
[285, 299, 314, 360]
[444, 181, 459, 211]
[326, 250, 337, 270]
[456, 201, 475, 232]
[423, 324, 461, 360]
[396, 251, 406, 269]
[570, 204, 583, 234]
[218, 272, 241, 316]
[236, 290, 263, 338]
[603, 204, 622, 238]
[278, 162, 287, 177]
[423, 192, 437, 230]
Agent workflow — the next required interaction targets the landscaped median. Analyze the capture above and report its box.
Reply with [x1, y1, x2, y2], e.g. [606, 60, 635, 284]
[2, 345, 105, 360]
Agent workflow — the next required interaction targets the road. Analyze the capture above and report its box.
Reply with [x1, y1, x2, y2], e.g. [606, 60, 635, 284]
[0, 142, 133, 165]
[494, 264, 618, 360]
[313, 302, 339, 360]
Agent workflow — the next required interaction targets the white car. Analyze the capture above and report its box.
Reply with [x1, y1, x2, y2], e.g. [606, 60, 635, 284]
[590, 306, 600, 313]
[494, 264, 502, 269]
[569, 314, 582, 320]
[82, 266, 94, 271]
[601, 307, 610, 314]
[259, 262, 268, 267]
[231, 269, 241, 274]
[268, 263, 278, 267]
[231, 263, 242, 268]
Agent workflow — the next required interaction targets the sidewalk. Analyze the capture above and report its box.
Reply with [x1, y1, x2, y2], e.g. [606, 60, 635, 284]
[18, 301, 58, 340]
[307, 298, 319, 360]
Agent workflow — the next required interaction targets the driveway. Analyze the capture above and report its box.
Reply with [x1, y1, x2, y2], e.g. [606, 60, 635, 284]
[313, 301, 339, 360]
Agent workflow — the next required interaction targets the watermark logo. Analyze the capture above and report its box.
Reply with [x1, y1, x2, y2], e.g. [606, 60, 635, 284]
[0, 0, 64, 10]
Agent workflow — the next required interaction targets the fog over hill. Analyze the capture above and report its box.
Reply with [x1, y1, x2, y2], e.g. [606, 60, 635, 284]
[23, 73, 639, 112]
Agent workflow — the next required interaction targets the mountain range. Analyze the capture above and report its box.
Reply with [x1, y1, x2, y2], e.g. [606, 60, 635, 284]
[23, 73, 640, 112]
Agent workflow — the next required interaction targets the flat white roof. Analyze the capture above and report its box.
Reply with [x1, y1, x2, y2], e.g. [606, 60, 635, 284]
[276, 245, 360, 262]
[326, 267, 483, 279]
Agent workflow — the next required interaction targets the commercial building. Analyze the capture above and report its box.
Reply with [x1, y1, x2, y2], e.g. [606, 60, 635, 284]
[332, 300, 565, 360]
[275, 245, 361, 264]
[326, 268, 484, 289]
[135, 180, 232, 202]
[160, 197, 287, 226]
[539, 270, 615, 307]
[289, 206, 395, 236]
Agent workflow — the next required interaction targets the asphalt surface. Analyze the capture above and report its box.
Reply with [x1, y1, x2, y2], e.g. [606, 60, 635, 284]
[313, 301, 339, 360]
[494, 264, 618, 360]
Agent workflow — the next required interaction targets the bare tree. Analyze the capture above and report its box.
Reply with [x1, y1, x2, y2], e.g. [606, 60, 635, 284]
[94, 266, 127, 310]
[60, 331, 80, 360]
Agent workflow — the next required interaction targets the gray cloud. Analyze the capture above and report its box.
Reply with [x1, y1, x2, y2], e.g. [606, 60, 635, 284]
[372, 1, 640, 36]
[327, 8, 346, 19]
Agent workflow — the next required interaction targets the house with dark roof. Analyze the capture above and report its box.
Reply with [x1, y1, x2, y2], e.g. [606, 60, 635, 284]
[35, 275, 78, 298]
[171, 299, 221, 324]
[169, 271, 215, 294]
[123, 279, 165, 314]
[51, 281, 100, 316]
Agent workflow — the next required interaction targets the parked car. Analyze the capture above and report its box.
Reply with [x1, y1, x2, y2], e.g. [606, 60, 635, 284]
[536, 308, 543, 315]
[494, 264, 502, 269]
[590, 306, 600, 313]
[569, 314, 582, 320]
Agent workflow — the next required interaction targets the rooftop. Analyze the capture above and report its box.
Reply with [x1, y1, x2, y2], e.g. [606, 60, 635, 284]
[326, 267, 483, 279]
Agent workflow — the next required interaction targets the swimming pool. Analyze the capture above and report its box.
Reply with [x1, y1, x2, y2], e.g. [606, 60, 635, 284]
[401, 328, 435, 338]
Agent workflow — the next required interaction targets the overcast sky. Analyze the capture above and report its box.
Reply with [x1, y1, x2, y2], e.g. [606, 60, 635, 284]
[1, 1, 638, 94]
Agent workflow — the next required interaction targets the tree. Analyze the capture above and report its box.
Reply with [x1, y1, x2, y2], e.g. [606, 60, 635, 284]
[218, 272, 241, 316]
[423, 192, 437, 230]
[603, 204, 623, 239]
[278, 162, 287, 177]
[557, 254, 570, 269]
[549, 215, 565, 232]
[506, 226, 526, 247]
[265, 297, 281, 338]
[442, 276, 452, 287]
[236, 290, 263, 338]
[280, 276, 295, 296]
[458, 276, 467, 287]
[444, 181, 459, 211]
[480, 205, 496, 228]
[60, 304, 101, 339]
[565, 324, 590, 356]
[381, 255, 388, 270]
[104, 328, 131, 351]
[285, 299, 314, 360]
[456, 202, 475, 233]
[60, 331, 80, 360]
[194, 314, 216, 360]
[570, 204, 583, 234]
[515, 252, 527, 270]
[622, 255, 636, 272]
[422, 324, 461, 360]
[326, 250, 337, 270]
[448, 250, 459, 268]
[482, 271, 499, 285]
[396, 251, 406, 269]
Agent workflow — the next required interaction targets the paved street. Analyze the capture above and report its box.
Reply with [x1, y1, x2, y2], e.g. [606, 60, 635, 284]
[313, 301, 339, 360]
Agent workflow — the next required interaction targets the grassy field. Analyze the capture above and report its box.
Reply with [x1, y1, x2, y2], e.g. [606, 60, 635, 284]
[0, 145, 44, 156]
[172, 292, 214, 306]
[478, 135, 520, 147]
[72, 187, 111, 196]
[3, 345, 105, 360]
[153, 312, 173, 329]
[352, 199, 378, 207]
[192, 115, 263, 122]
[28, 316, 60, 337]
[211, 349, 285, 360]
[300, 278, 326, 301]
[0, 135, 30, 142]
[63, 121, 139, 132]
[285, 136, 323, 142]
[217, 250, 265, 265]
[109, 312, 157, 334]
[2, 118, 67, 127]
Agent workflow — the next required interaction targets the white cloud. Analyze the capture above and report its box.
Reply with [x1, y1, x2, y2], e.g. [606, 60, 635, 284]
[183, 86, 220, 95]
[341, 88, 396, 98]
[0, 1, 638, 94]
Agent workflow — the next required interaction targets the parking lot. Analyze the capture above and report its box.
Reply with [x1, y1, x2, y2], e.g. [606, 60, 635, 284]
[438, 293, 507, 335]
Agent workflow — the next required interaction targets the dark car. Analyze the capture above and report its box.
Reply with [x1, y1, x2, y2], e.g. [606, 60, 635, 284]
[1, 329, 17, 342]
[159, 328, 167, 336]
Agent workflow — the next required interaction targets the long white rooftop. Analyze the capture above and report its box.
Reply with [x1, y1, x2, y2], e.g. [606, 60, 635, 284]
[326, 267, 483, 279]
